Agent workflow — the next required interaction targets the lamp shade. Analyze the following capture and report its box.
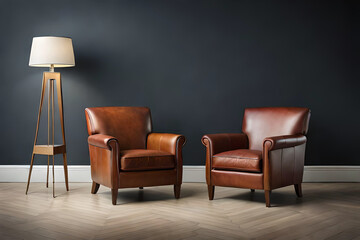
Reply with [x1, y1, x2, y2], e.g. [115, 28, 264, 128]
[29, 36, 75, 68]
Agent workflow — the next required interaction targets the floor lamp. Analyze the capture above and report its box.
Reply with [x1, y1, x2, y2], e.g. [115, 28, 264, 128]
[26, 36, 75, 197]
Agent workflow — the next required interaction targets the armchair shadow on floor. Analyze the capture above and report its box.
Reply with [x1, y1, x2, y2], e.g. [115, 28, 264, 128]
[95, 185, 197, 205]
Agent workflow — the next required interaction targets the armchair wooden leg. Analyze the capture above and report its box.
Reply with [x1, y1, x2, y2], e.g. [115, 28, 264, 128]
[111, 188, 118, 205]
[208, 185, 215, 200]
[174, 184, 181, 199]
[265, 190, 271, 207]
[91, 181, 100, 194]
[294, 184, 302, 197]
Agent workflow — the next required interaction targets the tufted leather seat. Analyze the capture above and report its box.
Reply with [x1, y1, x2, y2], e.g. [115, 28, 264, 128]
[120, 149, 175, 171]
[213, 149, 262, 173]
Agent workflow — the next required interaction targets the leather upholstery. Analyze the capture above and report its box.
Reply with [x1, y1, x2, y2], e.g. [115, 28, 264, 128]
[119, 170, 177, 188]
[201, 133, 248, 185]
[212, 170, 264, 189]
[263, 134, 306, 150]
[88, 144, 114, 188]
[202, 107, 310, 207]
[88, 134, 118, 149]
[201, 133, 248, 156]
[85, 107, 152, 151]
[147, 133, 185, 156]
[242, 107, 310, 151]
[213, 149, 262, 173]
[88, 138, 119, 189]
[263, 141, 306, 190]
[85, 106, 186, 205]
[147, 133, 186, 186]
[120, 149, 175, 171]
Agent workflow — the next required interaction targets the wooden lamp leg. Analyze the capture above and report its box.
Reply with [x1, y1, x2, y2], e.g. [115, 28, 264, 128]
[52, 155, 55, 198]
[46, 78, 51, 188]
[51, 79, 55, 198]
[26, 74, 48, 195]
[63, 153, 69, 191]
[46, 156, 50, 188]
[25, 154, 35, 195]
[56, 74, 69, 192]
[26, 72, 69, 196]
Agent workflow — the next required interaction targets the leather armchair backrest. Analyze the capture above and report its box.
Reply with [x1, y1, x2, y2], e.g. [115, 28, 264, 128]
[85, 107, 152, 150]
[242, 107, 310, 151]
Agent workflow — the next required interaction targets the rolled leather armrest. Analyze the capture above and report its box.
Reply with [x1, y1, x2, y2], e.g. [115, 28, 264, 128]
[88, 134, 118, 149]
[263, 134, 307, 151]
[147, 133, 186, 155]
[88, 134, 119, 189]
[201, 133, 248, 155]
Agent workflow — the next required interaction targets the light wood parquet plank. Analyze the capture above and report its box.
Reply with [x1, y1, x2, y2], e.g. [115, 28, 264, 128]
[0, 183, 359, 240]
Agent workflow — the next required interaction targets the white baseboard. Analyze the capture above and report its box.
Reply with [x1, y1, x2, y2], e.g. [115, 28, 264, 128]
[183, 166, 205, 183]
[183, 166, 360, 183]
[302, 166, 360, 182]
[0, 165, 92, 183]
[0, 165, 359, 183]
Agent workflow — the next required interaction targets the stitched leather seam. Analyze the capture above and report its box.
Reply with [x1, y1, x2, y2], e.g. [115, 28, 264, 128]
[293, 137, 297, 183]
[280, 148, 283, 186]
[108, 139, 119, 188]
[120, 167, 175, 172]
[88, 143, 109, 149]
[175, 136, 179, 182]
[201, 137, 212, 185]
[213, 156, 260, 160]
[121, 155, 174, 159]
[86, 109, 95, 135]
[212, 167, 261, 173]
[208, 138, 213, 185]
[175, 136, 185, 185]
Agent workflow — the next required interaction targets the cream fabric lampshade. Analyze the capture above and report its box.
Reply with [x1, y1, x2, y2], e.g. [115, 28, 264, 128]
[29, 36, 75, 68]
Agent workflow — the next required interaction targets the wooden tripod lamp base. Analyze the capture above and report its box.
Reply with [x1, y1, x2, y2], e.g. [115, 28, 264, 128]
[27, 36, 75, 197]
[25, 72, 69, 198]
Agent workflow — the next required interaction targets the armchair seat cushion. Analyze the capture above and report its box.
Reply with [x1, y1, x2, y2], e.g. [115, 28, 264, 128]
[120, 149, 175, 171]
[213, 149, 262, 173]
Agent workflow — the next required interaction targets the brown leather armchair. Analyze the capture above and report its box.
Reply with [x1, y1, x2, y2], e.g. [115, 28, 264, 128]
[202, 107, 310, 207]
[85, 107, 186, 205]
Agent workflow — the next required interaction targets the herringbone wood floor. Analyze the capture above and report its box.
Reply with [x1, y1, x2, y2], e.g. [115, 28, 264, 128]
[0, 183, 359, 240]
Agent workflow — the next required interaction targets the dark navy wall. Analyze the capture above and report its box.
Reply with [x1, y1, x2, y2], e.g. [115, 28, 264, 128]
[0, 0, 359, 165]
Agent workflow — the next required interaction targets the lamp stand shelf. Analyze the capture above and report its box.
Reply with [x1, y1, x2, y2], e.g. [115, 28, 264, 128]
[26, 71, 69, 198]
